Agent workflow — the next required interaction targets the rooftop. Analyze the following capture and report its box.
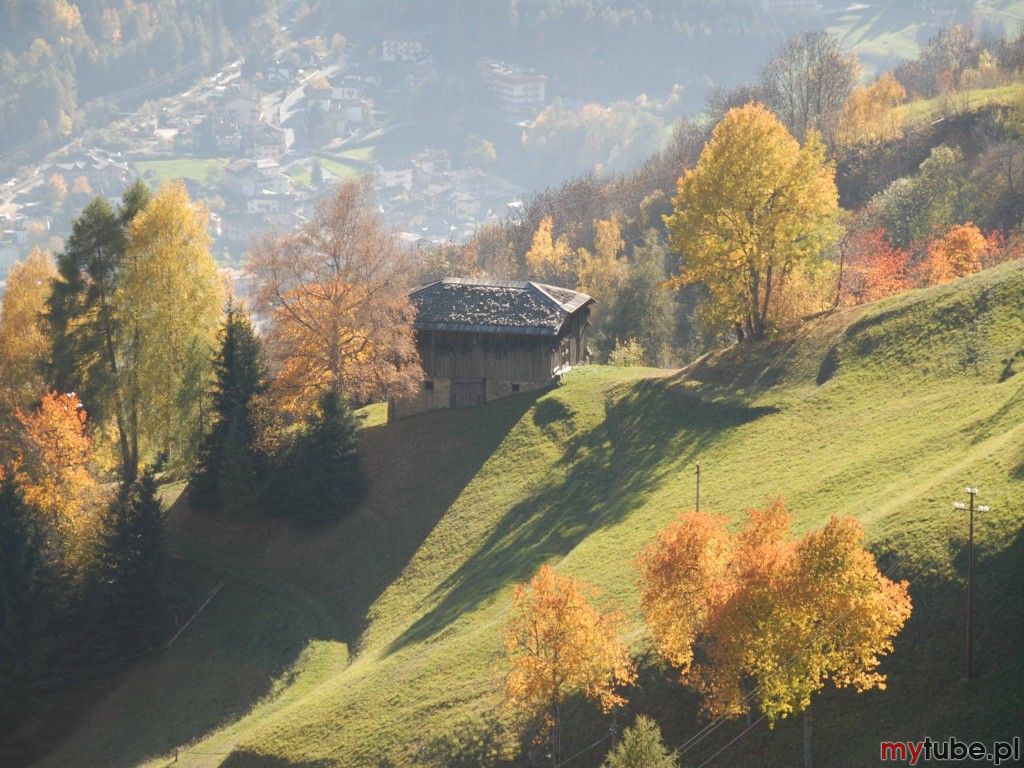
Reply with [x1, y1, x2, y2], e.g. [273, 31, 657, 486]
[409, 277, 592, 336]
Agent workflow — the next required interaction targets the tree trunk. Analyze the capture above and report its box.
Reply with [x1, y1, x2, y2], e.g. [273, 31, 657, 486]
[802, 702, 813, 768]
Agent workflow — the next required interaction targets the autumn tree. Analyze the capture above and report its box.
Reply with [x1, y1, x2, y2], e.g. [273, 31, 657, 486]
[0, 248, 57, 455]
[48, 181, 150, 480]
[117, 181, 223, 470]
[46, 173, 67, 206]
[636, 511, 733, 675]
[638, 500, 912, 768]
[504, 564, 636, 766]
[15, 392, 99, 554]
[577, 216, 627, 304]
[525, 214, 575, 285]
[838, 227, 912, 305]
[248, 179, 422, 415]
[837, 73, 906, 146]
[665, 103, 841, 340]
[761, 31, 860, 144]
[924, 222, 990, 285]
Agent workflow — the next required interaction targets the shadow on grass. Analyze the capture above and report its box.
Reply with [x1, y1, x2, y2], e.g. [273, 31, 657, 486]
[386, 377, 778, 654]
[220, 752, 333, 768]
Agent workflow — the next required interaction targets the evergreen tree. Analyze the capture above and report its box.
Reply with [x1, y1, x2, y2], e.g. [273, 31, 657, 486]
[603, 716, 678, 768]
[0, 471, 53, 730]
[191, 300, 266, 512]
[271, 390, 365, 521]
[92, 470, 167, 658]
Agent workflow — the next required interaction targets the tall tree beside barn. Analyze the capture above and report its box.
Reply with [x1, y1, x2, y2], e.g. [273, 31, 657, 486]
[665, 103, 841, 340]
[247, 178, 422, 415]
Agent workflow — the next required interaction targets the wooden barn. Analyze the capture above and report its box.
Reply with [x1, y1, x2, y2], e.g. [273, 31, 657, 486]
[389, 277, 594, 418]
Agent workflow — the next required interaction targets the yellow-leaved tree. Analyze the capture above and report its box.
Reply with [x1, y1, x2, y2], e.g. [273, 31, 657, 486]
[15, 392, 100, 557]
[117, 181, 223, 468]
[0, 248, 57, 454]
[525, 215, 575, 285]
[638, 499, 911, 768]
[577, 216, 628, 304]
[836, 73, 907, 146]
[665, 103, 841, 340]
[504, 564, 636, 767]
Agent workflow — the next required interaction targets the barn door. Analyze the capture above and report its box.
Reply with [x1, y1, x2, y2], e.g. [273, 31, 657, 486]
[451, 379, 486, 408]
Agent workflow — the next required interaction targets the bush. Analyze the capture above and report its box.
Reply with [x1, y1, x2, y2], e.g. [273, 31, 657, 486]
[608, 338, 648, 367]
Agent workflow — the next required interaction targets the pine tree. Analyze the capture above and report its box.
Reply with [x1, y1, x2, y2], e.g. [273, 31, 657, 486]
[92, 470, 167, 658]
[603, 716, 678, 768]
[0, 471, 53, 730]
[271, 390, 365, 521]
[191, 300, 266, 512]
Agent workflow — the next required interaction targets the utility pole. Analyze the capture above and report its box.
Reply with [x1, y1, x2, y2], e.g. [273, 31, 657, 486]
[953, 486, 989, 680]
[695, 462, 701, 512]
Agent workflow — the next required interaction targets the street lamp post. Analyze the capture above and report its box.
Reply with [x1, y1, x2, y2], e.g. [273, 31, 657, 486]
[953, 486, 990, 681]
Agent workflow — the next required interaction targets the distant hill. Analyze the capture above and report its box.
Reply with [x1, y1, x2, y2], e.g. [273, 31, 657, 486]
[21, 260, 1024, 768]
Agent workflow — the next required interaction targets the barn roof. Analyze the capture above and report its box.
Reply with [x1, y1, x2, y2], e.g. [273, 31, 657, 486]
[409, 277, 593, 336]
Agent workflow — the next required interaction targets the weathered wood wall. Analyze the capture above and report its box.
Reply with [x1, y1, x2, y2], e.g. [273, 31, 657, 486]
[417, 308, 590, 384]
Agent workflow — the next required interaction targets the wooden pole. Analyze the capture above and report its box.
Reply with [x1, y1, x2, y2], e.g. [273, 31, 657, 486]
[695, 462, 701, 512]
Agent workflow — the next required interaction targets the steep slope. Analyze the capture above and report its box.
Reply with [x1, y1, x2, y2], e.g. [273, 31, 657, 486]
[33, 262, 1024, 768]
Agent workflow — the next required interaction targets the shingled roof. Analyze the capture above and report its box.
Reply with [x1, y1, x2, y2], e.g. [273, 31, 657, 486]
[409, 278, 593, 336]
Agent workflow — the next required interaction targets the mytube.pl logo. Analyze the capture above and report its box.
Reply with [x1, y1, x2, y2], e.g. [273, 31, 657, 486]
[880, 737, 1021, 766]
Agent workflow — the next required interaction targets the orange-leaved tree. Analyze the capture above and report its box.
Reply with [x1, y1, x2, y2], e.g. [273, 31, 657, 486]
[923, 223, 990, 285]
[504, 564, 636, 767]
[839, 227, 913, 305]
[248, 179, 421, 416]
[637, 498, 911, 768]
[15, 391, 100, 551]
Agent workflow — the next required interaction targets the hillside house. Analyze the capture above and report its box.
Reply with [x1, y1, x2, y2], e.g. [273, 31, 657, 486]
[389, 278, 593, 419]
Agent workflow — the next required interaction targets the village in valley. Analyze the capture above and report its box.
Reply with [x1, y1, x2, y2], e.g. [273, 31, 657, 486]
[0, 26, 547, 281]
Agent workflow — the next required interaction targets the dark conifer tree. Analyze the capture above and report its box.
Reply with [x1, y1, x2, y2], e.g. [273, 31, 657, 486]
[0, 471, 53, 730]
[92, 470, 167, 658]
[272, 390, 365, 521]
[191, 300, 266, 511]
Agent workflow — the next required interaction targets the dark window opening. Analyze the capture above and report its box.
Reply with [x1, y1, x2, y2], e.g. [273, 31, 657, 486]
[512, 383, 520, 392]
[424, 380, 434, 391]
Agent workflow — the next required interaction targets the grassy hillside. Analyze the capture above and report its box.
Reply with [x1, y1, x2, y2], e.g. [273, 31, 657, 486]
[31, 263, 1024, 768]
